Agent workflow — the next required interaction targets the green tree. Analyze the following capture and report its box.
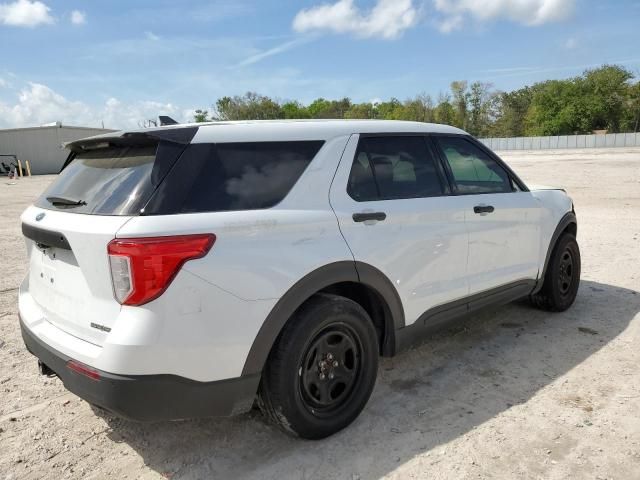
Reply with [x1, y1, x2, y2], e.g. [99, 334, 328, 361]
[193, 109, 209, 123]
[194, 63, 638, 136]
[214, 92, 283, 120]
[524, 79, 589, 135]
[623, 81, 640, 132]
[281, 101, 310, 119]
[490, 87, 533, 137]
[450, 81, 469, 129]
[582, 65, 634, 132]
[307, 98, 352, 118]
[376, 98, 404, 120]
[401, 94, 435, 123]
[467, 82, 494, 137]
[344, 102, 376, 119]
[434, 93, 456, 126]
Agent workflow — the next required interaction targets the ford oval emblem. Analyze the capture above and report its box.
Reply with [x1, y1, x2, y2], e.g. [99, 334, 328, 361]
[35, 212, 45, 222]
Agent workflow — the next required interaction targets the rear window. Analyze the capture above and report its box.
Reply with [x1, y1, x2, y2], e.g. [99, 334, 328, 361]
[35, 145, 159, 215]
[143, 141, 324, 214]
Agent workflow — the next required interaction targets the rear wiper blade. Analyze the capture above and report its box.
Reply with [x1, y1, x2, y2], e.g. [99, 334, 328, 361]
[46, 196, 87, 207]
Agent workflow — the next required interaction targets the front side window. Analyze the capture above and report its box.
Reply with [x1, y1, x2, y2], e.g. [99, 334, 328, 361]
[347, 136, 444, 201]
[436, 136, 513, 194]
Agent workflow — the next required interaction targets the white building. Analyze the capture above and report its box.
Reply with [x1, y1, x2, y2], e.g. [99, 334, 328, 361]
[0, 122, 115, 175]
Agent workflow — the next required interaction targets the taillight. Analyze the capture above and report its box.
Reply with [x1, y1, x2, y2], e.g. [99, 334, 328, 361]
[67, 360, 100, 381]
[107, 234, 215, 306]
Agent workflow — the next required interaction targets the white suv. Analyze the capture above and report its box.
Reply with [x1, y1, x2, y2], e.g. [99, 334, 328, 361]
[19, 120, 580, 439]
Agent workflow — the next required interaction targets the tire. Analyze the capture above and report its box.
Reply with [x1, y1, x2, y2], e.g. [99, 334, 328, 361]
[258, 293, 379, 439]
[531, 233, 581, 312]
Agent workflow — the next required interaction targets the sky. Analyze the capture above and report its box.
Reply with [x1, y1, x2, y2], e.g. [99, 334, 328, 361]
[0, 0, 639, 129]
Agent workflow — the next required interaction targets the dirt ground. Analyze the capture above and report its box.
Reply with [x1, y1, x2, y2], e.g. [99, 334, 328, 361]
[1, 148, 639, 480]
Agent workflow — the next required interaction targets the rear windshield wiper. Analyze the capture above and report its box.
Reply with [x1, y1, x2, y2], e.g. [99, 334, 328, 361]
[46, 196, 87, 207]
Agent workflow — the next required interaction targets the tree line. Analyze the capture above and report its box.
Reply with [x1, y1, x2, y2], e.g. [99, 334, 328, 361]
[193, 65, 640, 137]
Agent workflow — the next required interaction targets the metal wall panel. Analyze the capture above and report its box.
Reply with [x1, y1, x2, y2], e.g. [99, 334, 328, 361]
[0, 126, 115, 174]
[478, 133, 640, 151]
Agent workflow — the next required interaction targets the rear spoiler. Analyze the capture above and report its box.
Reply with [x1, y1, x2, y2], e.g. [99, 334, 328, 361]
[61, 126, 199, 172]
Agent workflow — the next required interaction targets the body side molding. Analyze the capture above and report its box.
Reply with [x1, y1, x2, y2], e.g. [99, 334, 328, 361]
[241, 261, 404, 376]
[395, 279, 536, 352]
[532, 211, 577, 295]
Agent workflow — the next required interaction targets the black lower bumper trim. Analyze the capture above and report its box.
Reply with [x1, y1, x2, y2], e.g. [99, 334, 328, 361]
[20, 318, 260, 421]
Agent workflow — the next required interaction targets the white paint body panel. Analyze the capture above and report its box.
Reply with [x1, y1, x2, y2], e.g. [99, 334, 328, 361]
[19, 121, 575, 383]
[459, 192, 542, 295]
[20, 206, 131, 345]
[530, 188, 575, 272]
[19, 133, 355, 381]
[329, 135, 470, 326]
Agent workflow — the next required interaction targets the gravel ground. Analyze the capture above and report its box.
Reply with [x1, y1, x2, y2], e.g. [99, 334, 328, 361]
[1, 148, 639, 480]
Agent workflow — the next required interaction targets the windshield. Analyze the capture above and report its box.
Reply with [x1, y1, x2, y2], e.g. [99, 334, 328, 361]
[35, 145, 158, 215]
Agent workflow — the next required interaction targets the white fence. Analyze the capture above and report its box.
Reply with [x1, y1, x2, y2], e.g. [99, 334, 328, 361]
[478, 133, 640, 151]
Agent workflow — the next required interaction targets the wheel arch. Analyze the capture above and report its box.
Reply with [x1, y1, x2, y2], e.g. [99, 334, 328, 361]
[241, 261, 404, 376]
[533, 211, 578, 294]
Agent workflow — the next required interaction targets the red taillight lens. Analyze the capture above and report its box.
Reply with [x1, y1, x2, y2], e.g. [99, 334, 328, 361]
[107, 234, 215, 306]
[67, 360, 101, 381]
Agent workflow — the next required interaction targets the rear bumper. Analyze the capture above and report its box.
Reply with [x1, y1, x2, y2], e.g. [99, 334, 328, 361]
[20, 317, 260, 421]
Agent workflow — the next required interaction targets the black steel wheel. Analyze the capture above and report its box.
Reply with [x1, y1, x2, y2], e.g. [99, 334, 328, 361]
[259, 294, 379, 439]
[557, 247, 575, 297]
[299, 325, 362, 416]
[531, 233, 581, 312]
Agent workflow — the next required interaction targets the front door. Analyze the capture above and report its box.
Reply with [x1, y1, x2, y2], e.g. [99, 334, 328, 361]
[432, 135, 541, 295]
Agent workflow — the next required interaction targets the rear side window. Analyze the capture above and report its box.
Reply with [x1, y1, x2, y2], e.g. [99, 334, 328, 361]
[143, 141, 324, 214]
[35, 145, 160, 215]
[436, 137, 513, 194]
[347, 136, 444, 202]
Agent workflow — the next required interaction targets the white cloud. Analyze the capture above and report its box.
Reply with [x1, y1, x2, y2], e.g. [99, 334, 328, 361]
[292, 0, 418, 39]
[70, 9, 85, 25]
[433, 0, 575, 31]
[0, 82, 189, 129]
[437, 14, 463, 33]
[235, 38, 310, 68]
[0, 0, 53, 27]
[0, 77, 7, 88]
[564, 37, 578, 49]
[145, 31, 160, 41]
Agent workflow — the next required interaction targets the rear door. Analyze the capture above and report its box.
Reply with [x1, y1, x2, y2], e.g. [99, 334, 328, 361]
[329, 134, 470, 327]
[22, 141, 183, 345]
[432, 135, 541, 295]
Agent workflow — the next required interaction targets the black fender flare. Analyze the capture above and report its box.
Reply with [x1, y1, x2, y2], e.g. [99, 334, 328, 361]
[241, 261, 404, 376]
[532, 211, 577, 294]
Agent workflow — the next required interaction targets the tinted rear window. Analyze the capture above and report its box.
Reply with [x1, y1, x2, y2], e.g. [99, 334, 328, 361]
[143, 141, 324, 214]
[36, 146, 159, 215]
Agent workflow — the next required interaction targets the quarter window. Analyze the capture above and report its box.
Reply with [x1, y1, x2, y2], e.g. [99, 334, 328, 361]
[144, 141, 324, 214]
[436, 136, 513, 194]
[347, 136, 444, 201]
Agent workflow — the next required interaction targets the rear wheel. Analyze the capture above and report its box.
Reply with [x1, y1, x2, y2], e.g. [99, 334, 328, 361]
[531, 233, 581, 312]
[258, 294, 378, 439]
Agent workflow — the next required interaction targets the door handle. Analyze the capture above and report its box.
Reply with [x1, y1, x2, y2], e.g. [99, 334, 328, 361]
[473, 205, 495, 214]
[352, 212, 387, 223]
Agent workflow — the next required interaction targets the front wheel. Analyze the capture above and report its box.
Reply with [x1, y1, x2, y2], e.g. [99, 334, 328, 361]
[258, 294, 379, 439]
[531, 233, 581, 312]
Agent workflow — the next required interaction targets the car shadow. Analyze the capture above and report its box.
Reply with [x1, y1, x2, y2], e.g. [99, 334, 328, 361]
[97, 280, 639, 479]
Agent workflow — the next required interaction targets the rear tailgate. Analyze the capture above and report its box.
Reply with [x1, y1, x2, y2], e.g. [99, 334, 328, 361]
[20, 133, 196, 345]
[22, 206, 131, 346]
